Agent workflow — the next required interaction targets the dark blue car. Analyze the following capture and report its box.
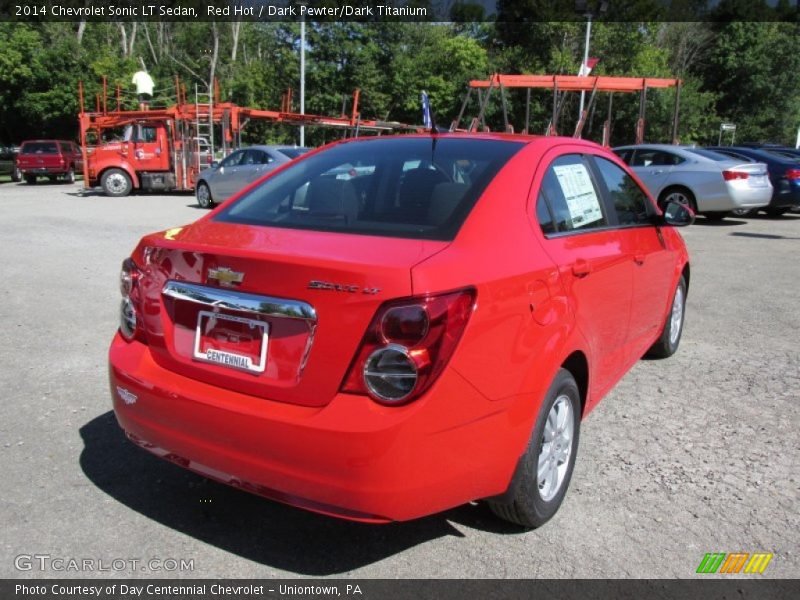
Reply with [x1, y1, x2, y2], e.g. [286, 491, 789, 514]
[706, 146, 800, 216]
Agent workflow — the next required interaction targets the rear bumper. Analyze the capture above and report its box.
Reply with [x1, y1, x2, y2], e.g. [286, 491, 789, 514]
[725, 184, 772, 210]
[20, 167, 67, 175]
[108, 334, 527, 522]
[770, 181, 800, 209]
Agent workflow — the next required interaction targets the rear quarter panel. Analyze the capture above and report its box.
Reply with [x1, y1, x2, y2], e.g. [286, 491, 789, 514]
[411, 142, 585, 448]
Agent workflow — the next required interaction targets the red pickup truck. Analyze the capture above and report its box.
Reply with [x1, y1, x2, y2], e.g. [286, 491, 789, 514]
[16, 140, 83, 184]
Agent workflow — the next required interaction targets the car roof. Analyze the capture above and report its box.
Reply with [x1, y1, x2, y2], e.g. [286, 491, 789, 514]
[712, 146, 798, 161]
[329, 133, 615, 153]
[245, 145, 308, 152]
[612, 143, 686, 151]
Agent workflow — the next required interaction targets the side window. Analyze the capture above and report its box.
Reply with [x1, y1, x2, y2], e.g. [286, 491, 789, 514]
[133, 126, 157, 143]
[613, 148, 633, 164]
[538, 154, 607, 234]
[663, 151, 685, 166]
[593, 157, 652, 226]
[58, 142, 69, 154]
[631, 149, 680, 167]
[220, 151, 244, 168]
[536, 192, 556, 235]
[240, 150, 259, 166]
[259, 151, 275, 165]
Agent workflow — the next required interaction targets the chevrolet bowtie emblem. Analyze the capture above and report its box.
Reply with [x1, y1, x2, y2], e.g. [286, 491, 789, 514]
[208, 267, 244, 287]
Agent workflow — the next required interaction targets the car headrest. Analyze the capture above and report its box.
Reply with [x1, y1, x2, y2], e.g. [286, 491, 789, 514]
[398, 168, 449, 220]
[428, 182, 468, 226]
[307, 177, 359, 222]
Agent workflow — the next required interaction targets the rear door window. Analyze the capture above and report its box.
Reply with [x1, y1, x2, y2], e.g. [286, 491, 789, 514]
[613, 148, 633, 164]
[535, 192, 556, 235]
[631, 149, 684, 167]
[537, 154, 608, 234]
[240, 150, 262, 166]
[215, 137, 523, 241]
[254, 150, 274, 165]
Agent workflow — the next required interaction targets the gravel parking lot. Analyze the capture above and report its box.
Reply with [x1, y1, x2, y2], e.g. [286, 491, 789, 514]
[1, 180, 798, 579]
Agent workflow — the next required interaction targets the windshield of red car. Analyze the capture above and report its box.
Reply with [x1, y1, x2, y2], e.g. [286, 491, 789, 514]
[215, 137, 524, 241]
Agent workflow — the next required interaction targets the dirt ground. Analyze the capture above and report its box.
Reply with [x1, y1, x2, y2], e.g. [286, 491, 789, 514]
[0, 180, 797, 578]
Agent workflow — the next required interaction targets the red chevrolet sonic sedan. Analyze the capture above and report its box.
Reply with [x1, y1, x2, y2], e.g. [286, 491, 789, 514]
[109, 134, 692, 527]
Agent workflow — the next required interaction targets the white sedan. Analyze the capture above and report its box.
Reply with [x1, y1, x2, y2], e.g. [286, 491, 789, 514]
[613, 144, 771, 220]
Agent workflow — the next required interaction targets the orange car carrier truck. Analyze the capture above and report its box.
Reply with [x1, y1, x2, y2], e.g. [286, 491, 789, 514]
[78, 77, 411, 197]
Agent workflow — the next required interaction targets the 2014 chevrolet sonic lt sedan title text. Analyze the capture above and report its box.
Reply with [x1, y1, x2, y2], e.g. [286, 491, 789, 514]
[109, 134, 692, 528]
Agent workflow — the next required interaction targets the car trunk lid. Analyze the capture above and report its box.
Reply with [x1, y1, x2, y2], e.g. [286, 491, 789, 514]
[721, 161, 770, 188]
[136, 220, 448, 407]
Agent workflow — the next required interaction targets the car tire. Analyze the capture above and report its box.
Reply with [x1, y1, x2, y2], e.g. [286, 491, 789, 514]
[11, 166, 21, 182]
[488, 368, 581, 528]
[765, 207, 789, 217]
[658, 187, 697, 214]
[646, 275, 687, 359]
[196, 181, 214, 209]
[101, 168, 132, 197]
[704, 211, 730, 221]
[25, 175, 36, 185]
[65, 167, 75, 184]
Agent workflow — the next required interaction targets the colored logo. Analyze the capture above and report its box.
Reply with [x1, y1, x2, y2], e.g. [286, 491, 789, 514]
[696, 552, 773, 574]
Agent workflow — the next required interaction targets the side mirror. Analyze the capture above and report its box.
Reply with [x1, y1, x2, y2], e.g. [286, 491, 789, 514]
[211, 161, 219, 169]
[662, 200, 695, 227]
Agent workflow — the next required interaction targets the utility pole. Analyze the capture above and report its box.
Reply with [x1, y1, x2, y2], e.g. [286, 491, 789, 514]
[579, 14, 592, 122]
[576, 1, 607, 122]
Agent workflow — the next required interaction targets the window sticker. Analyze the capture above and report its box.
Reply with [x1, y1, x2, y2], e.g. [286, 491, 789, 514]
[552, 163, 604, 228]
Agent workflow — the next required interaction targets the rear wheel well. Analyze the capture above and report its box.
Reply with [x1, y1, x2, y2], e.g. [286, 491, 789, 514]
[561, 351, 588, 416]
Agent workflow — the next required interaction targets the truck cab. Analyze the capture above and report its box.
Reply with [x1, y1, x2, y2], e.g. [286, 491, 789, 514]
[86, 122, 183, 196]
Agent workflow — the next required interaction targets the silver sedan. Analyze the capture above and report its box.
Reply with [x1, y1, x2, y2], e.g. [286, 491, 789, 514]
[613, 144, 771, 220]
[195, 145, 309, 208]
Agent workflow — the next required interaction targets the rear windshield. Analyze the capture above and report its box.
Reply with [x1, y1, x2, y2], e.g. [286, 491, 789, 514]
[215, 137, 524, 241]
[277, 148, 310, 160]
[21, 142, 58, 154]
[762, 150, 800, 162]
[685, 148, 740, 162]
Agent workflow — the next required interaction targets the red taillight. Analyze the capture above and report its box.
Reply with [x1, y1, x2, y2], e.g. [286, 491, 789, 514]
[119, 257, 145, 343]
[722, 170, 749, 181]
[785, 168, 800, 180]
[341, 288, 476, 405]
[207, 154, 213, 165]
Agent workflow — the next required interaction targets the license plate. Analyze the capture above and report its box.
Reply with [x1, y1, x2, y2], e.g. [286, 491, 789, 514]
[193, 310, 269, 373]
[750, 175, 768, 187]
